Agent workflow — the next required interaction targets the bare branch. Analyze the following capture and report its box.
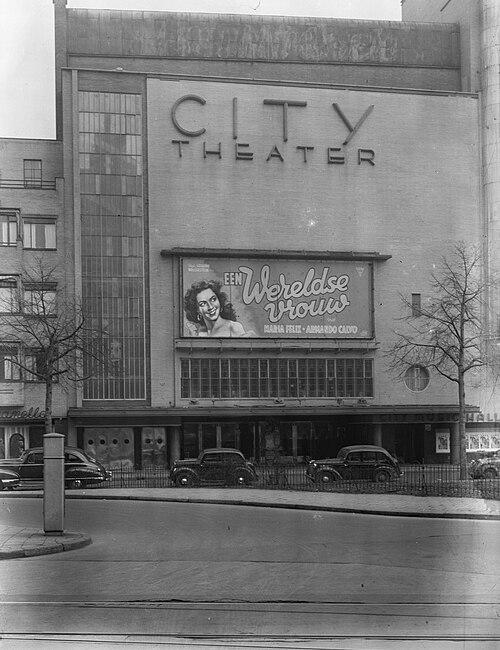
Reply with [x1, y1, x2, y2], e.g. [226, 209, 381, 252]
[386, 242, 496, 478]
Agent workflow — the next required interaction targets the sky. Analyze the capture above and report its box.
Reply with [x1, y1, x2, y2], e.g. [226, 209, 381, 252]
[0, 0, 402, 140]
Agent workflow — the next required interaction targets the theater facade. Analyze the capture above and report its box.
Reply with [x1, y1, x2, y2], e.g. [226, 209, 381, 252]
[5, 1, 497, 467]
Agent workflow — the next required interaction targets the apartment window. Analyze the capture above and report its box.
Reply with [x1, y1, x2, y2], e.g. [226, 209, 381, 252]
[0, 276, 18, 313]
[24, 350, 47, 382]
[0, 212, 18, 246]
[0, 345, 20, 381]
[23, 219, 56, 249]
[24, 283, 57, 316]
[181, 358, 374, 399]
[411, 293, 422, 316]
[23, 160, 42, 188]
[404, 364, 430, 391]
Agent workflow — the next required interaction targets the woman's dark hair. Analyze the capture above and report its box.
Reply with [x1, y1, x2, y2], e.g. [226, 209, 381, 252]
[184, 279, 238, 324]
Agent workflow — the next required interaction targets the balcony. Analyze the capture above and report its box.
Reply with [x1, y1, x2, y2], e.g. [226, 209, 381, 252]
[0, 382, 24, 407]
[0, 179, 57, 190]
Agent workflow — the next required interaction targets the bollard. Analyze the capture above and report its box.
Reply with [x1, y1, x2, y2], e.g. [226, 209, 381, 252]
[43, 432, 65, 535]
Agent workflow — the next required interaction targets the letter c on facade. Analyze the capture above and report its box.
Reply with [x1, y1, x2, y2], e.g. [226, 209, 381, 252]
[171, 95, 206, 137]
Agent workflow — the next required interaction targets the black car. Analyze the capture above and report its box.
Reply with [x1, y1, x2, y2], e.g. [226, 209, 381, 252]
[469, 451, 500, 479]
[0, 447, 111, 489]
[306, 444, 403, 486]
[170, 448, 258, 487]
[0, 467, 20, 491]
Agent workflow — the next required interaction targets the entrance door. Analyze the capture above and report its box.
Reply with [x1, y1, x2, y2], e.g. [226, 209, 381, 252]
[9, 433, 25, 458]
[83, 428, 134, 468]
[201, 423, 217, 450]
[141, 428, 167, 467]
[221, 423, 239, 448]
[295, 422, 312, 461]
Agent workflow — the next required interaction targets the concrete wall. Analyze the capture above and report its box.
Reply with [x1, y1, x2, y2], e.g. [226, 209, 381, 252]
[402, 0, 481, 92]
[0, 139, 62, 182]
[67, 9, 457, 65]
[146, 78, 480, 409]
[63, 9, 461, 92]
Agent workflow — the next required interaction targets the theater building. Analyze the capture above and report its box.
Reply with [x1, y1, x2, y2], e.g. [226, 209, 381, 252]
[3, 0, 499, 467]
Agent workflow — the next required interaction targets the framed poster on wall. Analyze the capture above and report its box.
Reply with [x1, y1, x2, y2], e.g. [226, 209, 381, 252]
[435, 429, 450, 454]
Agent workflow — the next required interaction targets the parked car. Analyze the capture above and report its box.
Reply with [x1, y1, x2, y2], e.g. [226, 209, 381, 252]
[0, 447, 111, 489]
[170, 448, 258, 487]
[469, 451, 500, 479]
[306, 445, 403, 486]
[0, 467, 20, 491]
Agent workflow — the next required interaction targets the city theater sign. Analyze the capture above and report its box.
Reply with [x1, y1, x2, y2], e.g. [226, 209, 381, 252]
[148, 79, 379, 168]
[169, 95, 375, 166]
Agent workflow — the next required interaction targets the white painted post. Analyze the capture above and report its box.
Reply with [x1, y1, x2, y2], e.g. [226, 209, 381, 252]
[43, 432, 65, 535]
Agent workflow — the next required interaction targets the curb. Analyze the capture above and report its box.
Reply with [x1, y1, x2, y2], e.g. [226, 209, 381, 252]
[4, 490, 500, 520]
[64, 492, 500, 520]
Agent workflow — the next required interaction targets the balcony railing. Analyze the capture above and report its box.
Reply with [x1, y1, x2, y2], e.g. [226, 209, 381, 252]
[0, 179, 57, 190]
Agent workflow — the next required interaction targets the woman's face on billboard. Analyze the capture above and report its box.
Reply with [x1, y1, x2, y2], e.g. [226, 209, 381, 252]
[196, 288, 220, 322]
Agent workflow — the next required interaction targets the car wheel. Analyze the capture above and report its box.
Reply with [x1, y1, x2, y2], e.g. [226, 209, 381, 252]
[175, 472, 197, 487]
[374, 470, 391, 483]
[233, 470, 252, 486]
[483, 468, 498, 479]
[67, 479, 83, 489]
[317, 471, 336, 488]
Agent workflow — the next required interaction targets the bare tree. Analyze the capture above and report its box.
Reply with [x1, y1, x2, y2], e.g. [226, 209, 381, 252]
[0, 257, 109, 435]
[386, 242, 491, 479]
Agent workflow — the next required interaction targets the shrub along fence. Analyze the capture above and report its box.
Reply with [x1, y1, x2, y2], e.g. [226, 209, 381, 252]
[97, 463, 500, 500]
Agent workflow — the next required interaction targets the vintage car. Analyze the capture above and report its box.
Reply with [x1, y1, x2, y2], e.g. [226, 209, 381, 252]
[469, 451, 500, 479]
[0, 447, 111, 489]
[0, 467, 20, 491]
[170, 448, 258, 487]
[306, 444, 403, 486]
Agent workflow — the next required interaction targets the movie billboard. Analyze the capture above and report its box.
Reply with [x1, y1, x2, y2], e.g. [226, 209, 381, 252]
[181, 258, 372, 339]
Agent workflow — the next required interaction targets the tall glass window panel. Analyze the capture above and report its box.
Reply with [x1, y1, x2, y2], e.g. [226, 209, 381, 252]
[79, 91, 145, 400]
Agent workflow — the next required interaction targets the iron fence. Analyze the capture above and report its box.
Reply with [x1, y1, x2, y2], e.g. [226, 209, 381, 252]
[94, 463, 500, 500]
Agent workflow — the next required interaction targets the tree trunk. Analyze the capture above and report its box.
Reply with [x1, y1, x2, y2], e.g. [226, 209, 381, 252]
[458, 373, 468, 480]
[45, 377, 53, 434]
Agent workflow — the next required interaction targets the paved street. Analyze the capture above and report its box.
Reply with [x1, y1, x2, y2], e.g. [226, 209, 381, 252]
[1, 495, 500, 648]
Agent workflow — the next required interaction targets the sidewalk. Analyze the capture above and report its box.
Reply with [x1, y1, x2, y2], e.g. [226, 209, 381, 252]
[2, 487, 500, 560]
[0, 523, 91, 559]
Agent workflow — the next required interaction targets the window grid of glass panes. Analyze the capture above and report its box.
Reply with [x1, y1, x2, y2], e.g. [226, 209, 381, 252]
[23, 159, 42, 187]
[181, 358, 373, 399]
[79, 91, 145, 400]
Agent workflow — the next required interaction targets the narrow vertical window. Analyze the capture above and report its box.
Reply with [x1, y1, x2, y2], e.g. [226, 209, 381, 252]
[0, 213, 18, 246]
[0, 345, 20, 380]
[0, 276, 18, 313]
[23, 160, 42, 188]
[411, 293, 422, 316]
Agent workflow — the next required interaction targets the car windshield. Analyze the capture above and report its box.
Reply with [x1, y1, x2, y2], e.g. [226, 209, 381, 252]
[337, 448, 348, 460]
